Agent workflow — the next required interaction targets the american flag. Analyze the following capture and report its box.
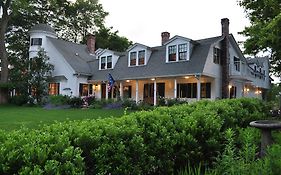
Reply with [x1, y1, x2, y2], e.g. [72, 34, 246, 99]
[108, 73, 115, 92]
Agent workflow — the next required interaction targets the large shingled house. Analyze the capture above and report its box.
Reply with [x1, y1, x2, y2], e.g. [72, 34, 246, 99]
[28, 18, 271, 105]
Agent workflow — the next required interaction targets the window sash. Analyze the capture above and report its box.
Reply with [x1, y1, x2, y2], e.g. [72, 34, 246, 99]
[49, 83, 60, 95]
[168, 45, 177, 62]
[138, 50, 145, 65]
[107, 56, 112, 69]
[31, 38, 42, 46]
[130, 52, 137, 66]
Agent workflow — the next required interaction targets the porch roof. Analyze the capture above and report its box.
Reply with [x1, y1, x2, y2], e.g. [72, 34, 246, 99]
[90, 36, 223, 81]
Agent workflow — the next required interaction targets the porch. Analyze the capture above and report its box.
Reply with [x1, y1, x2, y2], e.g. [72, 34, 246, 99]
[89, 75, 216, 106]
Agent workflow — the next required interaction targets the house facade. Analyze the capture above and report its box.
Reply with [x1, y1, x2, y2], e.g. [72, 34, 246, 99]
[28, 18, 271, 105]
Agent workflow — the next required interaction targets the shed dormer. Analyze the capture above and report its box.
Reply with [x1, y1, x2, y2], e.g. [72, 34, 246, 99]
[164, 36, 193, 63]
[29, 24, 57, 58]
[127, 43, 151, 67]
[97, 49, 120, 70]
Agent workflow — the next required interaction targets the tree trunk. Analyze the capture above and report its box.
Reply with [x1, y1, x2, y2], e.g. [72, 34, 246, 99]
[0, 1, 11, 104]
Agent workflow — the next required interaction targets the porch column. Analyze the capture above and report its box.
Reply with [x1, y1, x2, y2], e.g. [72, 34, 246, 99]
[119, 82, 123, 100]
[174, 79, 177, 98]
[195, 75, 201, 100]
[105, 83, 108, 99]
[135, 80, 139, 103]
[153, 79, 157, 106]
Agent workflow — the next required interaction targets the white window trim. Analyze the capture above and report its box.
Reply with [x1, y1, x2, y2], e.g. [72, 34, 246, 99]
[128, 50, 146, 67]
[99, 55, 113, 70]
[166, 43, 189, 63]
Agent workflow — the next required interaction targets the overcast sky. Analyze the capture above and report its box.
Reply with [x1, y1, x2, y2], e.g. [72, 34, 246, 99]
[99, 0, 250, 47]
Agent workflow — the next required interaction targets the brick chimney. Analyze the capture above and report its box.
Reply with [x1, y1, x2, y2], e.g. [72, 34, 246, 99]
[87, 34, 95, 54]
[221, 18, 230, 98]
[161, 32, 170, 45]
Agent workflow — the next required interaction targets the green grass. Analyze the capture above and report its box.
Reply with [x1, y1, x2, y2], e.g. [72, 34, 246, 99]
[0, 105, 126, 131]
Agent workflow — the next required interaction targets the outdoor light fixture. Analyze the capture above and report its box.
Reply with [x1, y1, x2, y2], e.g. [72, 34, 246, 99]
[184, 76, 190, 79]
[151, 78, 155, 81]
[126, 80, 130, 83]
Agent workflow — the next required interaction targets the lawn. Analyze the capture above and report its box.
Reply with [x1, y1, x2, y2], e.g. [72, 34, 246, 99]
[0, 105, 126, 131]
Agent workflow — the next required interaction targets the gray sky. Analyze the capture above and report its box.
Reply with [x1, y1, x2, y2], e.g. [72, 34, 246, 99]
[99, 0, 250, 47]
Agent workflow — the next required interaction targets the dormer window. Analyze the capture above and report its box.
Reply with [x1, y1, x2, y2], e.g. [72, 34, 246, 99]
[129, 50, 146, 66]
[178, 44, 188, 61]
[100, 55, 113, 70]
[107, 56, 112, 69]
[138, 50, 145, 65]
[168, 45, 177, 61]
[31, 38, 42, 46]
[166, 42, 189, 63]
[130, 52, 137, 66]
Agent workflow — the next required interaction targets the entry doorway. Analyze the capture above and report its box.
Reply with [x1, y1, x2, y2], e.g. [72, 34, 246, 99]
[143, 83, 165, 104]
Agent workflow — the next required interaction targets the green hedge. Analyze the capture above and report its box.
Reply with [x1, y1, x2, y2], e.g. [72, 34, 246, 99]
[0, 98, 268, 174]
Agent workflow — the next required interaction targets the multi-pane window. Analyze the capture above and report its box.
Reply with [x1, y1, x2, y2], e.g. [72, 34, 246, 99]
[213, 48, 221, 64]
[101, 56, 106, 69]
[130, 52, 137, 66]
[178, 44, 188, 61]
[177, 83, 211, 98]
[107, 56, 112, 69]
[49, 83, 59, 95]
[129, 50, 146, 66]
[234, 57, 240, 71]
[168, 45, 177, 61]
[138, 50, 145, 65]
[100, 55, 113, 70]
[31, 38, 42, 46]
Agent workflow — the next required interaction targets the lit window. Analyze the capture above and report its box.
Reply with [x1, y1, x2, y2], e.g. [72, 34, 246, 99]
[130, 52, 137, 66]
[79, 83, 89, 96]
[213, 48, 221, 64]
[101, 56, 106, 69]
[31, 38, 42, 46]
[49, 83, 60, 95]
[168, 45, 177, 62]
[138, 50, 145, 65]
[178, 44, 187, 61]
[107, 56, 112, 69]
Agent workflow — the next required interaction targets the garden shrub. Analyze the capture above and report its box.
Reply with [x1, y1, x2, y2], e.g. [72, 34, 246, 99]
[0, 98, 268, 174]
[9, 95, 29, 106]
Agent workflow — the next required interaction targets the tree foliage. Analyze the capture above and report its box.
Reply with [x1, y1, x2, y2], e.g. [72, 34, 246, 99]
[1, 0, 131, 104]
[9, 48, 54, 104]
[239, 0, 281, 75]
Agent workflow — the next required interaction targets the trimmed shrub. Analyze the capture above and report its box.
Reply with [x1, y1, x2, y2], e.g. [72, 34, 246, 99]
[0, 98, 268, 174]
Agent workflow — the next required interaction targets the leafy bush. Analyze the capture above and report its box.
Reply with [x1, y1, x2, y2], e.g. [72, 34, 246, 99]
[49, 95, 69, 106]
[67, 97, 83, 108]
[9, 95, 29, 106]
[0, 98, 268, 174]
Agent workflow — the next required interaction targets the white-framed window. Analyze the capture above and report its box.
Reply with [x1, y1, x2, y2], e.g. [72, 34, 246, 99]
[130, 51, 137, 66]
[234, 56, 240, 72]
[167, 43, 189, 62]
[168, 45, 177, 62]
[178, 44, 188, 61]
[31, 38, 42, 46]
[138, 50, 145, 65]
[129, 50, 146, 66]
[100, 55, 113, 70]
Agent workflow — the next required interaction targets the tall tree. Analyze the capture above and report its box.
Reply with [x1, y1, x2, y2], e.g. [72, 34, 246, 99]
[239, 0, 281, 76]
[0, 0, 11, 103]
